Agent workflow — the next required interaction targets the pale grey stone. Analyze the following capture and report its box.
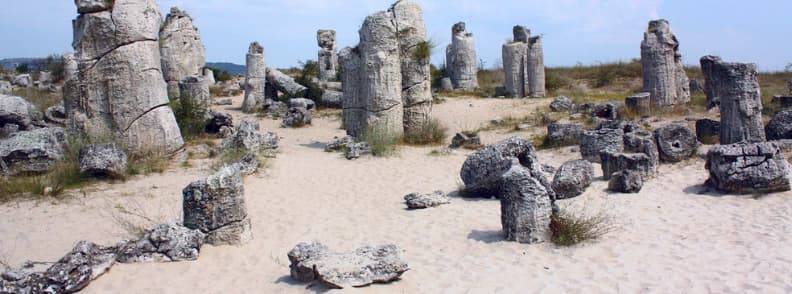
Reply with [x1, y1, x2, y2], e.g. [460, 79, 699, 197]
[706, 142, 791, 194]
[78, 143, 127, 179]
[242, 42, 266, 113]
[654, 124, 697, 163]
[160, 7, 206, 99]
[445, 22, 478, 90]
[641, 20, 690, 107]
[0, 127, 65, 175]
[580, 128, 624, 163]
[282, 107, 312, 128]
[500, 165, 552, 243]
[766, 109, 792, 140]
[287, 242, 409, 289]
[266, 67, 307, 97]
[701, 55, 765, 144]
[0, 94, 37, 130]
[182, 166, 251, 246]
[546, 123, 583, 147]
[404, 191, 450, 209]
[317, 30, 338, 81]
[552, 159, 594, 199]
[115, 222, 205, 263]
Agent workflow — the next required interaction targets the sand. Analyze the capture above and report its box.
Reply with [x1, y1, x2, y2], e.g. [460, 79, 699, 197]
[1, 96, 791, 293]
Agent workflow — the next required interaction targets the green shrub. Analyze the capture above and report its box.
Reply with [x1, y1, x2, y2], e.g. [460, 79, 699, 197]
[360, 125, 400, 157]
[549, 210, 613, 247]
[403, 119, 448, 145]
[412, 40, 435, 60]
[207, 67, 233, 83]
[170, 94, 208, 141]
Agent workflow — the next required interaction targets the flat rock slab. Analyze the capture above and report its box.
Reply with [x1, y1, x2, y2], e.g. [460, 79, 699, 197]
[706, 142, 791, 194]
[404, 191, 450, 209]
[288, 242, 409, 289]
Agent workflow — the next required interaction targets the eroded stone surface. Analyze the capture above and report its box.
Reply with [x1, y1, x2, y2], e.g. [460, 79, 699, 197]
[404, 191, 450, 209]
[287, 242, 409, 289]
[182, 166, 252, 245]
[700, 56, 765, 144]
[706, 142, 791, 194]
[641, 20, 690, 107]
[445, 22, 478, 90]
[552, 159, 594, 199]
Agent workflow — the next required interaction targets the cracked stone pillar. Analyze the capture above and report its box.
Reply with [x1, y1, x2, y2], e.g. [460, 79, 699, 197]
[339, 47, 366, 137]
[391, 0, 432, 134]
[700, 55, 766, 144]
[242, 42, 266, 113]
[70, 0, 184, 154]
[445, 22, 479, 90]
[502, 26, 545, 98]
[358, 10, 404, 137]
[160, 7, 206, 100]
[317, 30, 338, 82]
[641, 19, 690, 108]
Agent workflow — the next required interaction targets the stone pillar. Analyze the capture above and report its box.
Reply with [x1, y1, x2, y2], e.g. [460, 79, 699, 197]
[500, 165, 552, 244]
[625, 92, 651, 116]
[71, 0, 184, 154]
[178, 75, 211, 114]
[641, 19, 690, 107]
[317, 30, 338, 82]
[391, 0, 432, 134]
[502, 25, 545, 98]
[183, 166, 252, 246]
[339, 47, 366, 137]
[700, 55, 766, 144]
[160, 7, 207, 100]
[242, 42, 266, 113]
[445, 22, 479, 90]
[358, 11, 403, 137]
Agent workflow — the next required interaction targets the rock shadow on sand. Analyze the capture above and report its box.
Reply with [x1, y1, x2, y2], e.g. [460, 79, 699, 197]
[467, 230, 505, 244]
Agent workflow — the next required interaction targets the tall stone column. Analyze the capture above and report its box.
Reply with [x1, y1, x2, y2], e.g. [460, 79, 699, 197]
[358, 11, 404, 137]
[317, 30, 338, 82]
[502, 41, 527, 98]
[242, 42, 266, 113]
[70, 0, 184, 154]
[502, 26, 545, 98]
[700, 56, 766, 144]
[641, 19, 690, 107]
[391, 0, 432, 134]
[339, 47, 366, 137]
[160, 7, 206, 100]
[445, 22, 479, 90]
[526, 36, 545, 98]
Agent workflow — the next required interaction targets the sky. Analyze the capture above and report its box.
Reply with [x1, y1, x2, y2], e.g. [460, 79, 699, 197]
[0, 0, 790, 71]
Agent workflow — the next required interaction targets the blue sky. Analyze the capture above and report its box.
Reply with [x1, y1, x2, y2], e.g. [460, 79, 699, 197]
[0, 0, 790, 71]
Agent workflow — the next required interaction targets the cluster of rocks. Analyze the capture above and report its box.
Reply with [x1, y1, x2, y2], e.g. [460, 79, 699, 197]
[443, 22, 478, 91]
[323, 136, 372, 160]
[339, 0, 433, 138]
[502, 26, 545, 98]
[288, 242, 409, 289]
[641, 19, 690, 108]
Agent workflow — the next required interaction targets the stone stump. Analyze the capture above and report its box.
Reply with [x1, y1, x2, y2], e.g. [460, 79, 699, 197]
[160, 7, 206, 100]
[445, 22, 479, 90]
[242, 42, 266, 113]
[706, 142, 791, 194]
[317, 30, 338, 81]
[183, 166, 252, 245]
[701, 55, 765, 144]
[641, 19, 690, 107]
[625, 92, 651, 116]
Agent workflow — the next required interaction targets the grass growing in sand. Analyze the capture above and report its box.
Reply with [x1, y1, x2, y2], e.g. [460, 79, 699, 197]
[403, 118, 448, 146]
[359, 125, 400, 157]
[550, 209, 614, 247]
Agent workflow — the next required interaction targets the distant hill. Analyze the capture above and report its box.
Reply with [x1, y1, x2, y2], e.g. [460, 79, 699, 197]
[0, 58, 36, 71]
[206, 62, 246, 75]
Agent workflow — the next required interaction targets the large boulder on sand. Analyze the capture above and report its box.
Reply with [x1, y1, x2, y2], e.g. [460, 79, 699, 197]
[600, 152, 655, 180]
[546, 123, 583, 147]
[404, 191, 450, 209]
[580, 128, 624, 163]
[221, 120, 278, 155]
[116, 222, 205, 263]
[282, 107, 312, 128]
[500, 165, 552, 243]
[287, 242, 409, 289]
[608, 170, 643, 193]
[706, 142, 791, 194]
[654, 124, 697, 163]
[182, 166, 252, 245]
[765, 109, 792, 140]
[78, 143, 128, 179]
[0, 127, 66, 175]
[0, 94, 37, 130]
[551, 159, 595, 199]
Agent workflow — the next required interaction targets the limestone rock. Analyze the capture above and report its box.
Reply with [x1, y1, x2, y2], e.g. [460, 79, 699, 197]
[696, 119, 720, 144]
[321, 90, 342, 108]
[439, 77, 453, 91]
[45, 105, 67, 126]
[13, 74, 32, 88]
[230, 153, 260, 176]
[546, 123, 583, 147]
[0, 127, 65, 175]
[287, 242, 409, 289]
[182, 166, 251, 245]
[654, 124, 697, 163]
[625, 92, 651, 116]
[552, 159, 595, 199]
[445, 22, 479, 90]
[550, 96, 575, 112]
[282, 107, 312, 128]
[0, 81, 11, 95]
[339, 47, 366, 137]
[500, 165, 552, 243]
[324, 136, 354, 152]
[221, 120, 278, 155]
[706, 142, 791, 194]
[344, 142, 371, 160]
[0, 94, 37, 130]
[205, 112, 233, 134]
[242, 42, 266, 113]
[392, 1, 433, 135]
[178, 75, 212, 112]
[266, 68, 307, 98]
[601, 152, 654, 180]
[70, 0, 184, 154]
[580, 128, 624, 163]
[404, 191, 450, 209]
[317, 30, 338, 81]
[608, 170, 643, 193]
[641, 20, 690, 107]
[765, 109, 792, 140]
[160, 7, 206, 99]
[116, 222, 205, 263]
[78, 143, 128, 179]
[289, 98, 316, 111]
[450, 132, 481, 148]
[700, 56, 765, 144]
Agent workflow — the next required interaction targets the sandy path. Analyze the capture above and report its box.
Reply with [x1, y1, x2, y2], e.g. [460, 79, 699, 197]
[1, 96, 791, 293]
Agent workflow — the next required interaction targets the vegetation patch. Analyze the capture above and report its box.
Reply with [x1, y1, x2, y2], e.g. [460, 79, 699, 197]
[549, 209, 613, 247]
[403, 119, 448, 146]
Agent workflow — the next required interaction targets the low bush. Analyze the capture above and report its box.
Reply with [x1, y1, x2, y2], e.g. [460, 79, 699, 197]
[360, 125, 400, 157]
[549, 209, 613, 247]
[403, 119, 448, 145]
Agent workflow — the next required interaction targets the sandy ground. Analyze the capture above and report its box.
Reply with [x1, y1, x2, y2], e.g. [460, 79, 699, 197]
[1, 95, 791, 293]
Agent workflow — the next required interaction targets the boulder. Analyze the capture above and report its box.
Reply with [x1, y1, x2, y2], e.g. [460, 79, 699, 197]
[282, 107, 312, 128]
[205, 112, 233, 134]
[45, 105, 67, 126]
[214, 98, 232, 106]
[695, 119, 720, 144]
[549, 96, 575, 112]
[546, 123, 583, 147]
[160, 7, 206, 99]
[221, 120, 278, 154]
[591, 102, 619, 120]
[266, 68, 307, 97]
[116, 222, 205, 263]
[0, 127, 65, 175]
[500, 165, 552, 243]
[13, 74, 32, 88]
[700, 56, 765, 144]
[460, 136, 554, 198]
[242, 42, 266, 113]
[320, 90, 342, 108]
[0, 81, 11, 95]
[765, 109, 792, 140]
[287, 242, 409, 289]
[0, 94, 37, 130]
[262, 99, 287, 116]
[625, 92, 651, 116]
[600, 152, 654, 180]
[230, 153, 260, 176]
[623, 130, 660, 171]
[706, 142, 791, 194]
[450, 132, 481, 148]
[182, 166, 252, 245]
[608, 170, 643, 193]
[641, 20, 690, 107]
[580, 128, 624, 163]
[404, 191, 450, 209]
[324, 136, 354, 152]
[344, 142, 371, 160]
[445, 22, 479, 90]
[654, 124, 697, 163]
[288, 98, 316, 111]
[78, 143, 128, 179]
[551, 159, 595, 199]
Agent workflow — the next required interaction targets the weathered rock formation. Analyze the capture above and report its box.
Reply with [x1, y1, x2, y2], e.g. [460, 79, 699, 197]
[450, 132, 481, 148]
[317, 30, 338, 81]
[160, 7, 206, 99]
[625, 92, 651, 116]
[288, 242, 409, 289]
[0, 127, 65, 175]
[339, 47, 365, 136]
[706, 142, 791, 194]
[221, 120, 278, 155]
[445, 22, 478, 90]
[580, 128, 624, 163]
[601, 152, 654, 180]
[393, 1, 433, 134]
[78, 143, 128, 179]
[501, 164, 552, 243]
[550, 96, 575, 112]
[766, 109, 792, 140]
[266, 68, 308, 98]
[502, 25, 545, 98]
[654, 123, 697, 163]
[404, 191, 450, 209]
[115, 222, 205, 263]
[183, 166, 252, 245]
[641, 19, 690, 107]
[0, 94, 38, 131]
[282, 107, 312, 128]
[69, 0, 184, 154]
[608, 170, 643, 193]
[700, 56, 765, 144]
[696, 119, 721, 144]
[552, 159, 595, 199]
[242, 42, 266, 113]
[546, 123, 583, 147]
